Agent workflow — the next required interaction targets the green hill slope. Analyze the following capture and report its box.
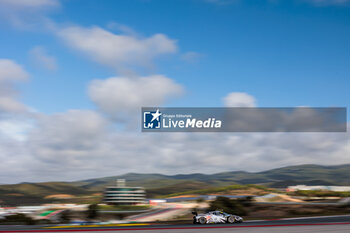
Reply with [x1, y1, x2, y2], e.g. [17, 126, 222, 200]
[73, 164, 350, 190]
[1, 164, 350, 206]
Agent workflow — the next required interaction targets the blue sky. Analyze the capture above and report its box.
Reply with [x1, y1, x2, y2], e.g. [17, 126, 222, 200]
[0, 0, 350, 182]
[1, 0, 350, 113]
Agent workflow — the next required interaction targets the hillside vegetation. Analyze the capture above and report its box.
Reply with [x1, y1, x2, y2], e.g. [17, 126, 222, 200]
[1, 164, 350, 206]
[163, 184, 273, 198]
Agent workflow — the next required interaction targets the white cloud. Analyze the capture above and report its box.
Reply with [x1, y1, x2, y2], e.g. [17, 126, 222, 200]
[0, 118, 34, 141]
[57, 25, 177, 72]
[0, 0, 59, 8]
[0, 97, 28, 114]
[0, 59, 28, 82]
[0, 59, 29, 114]
[223, 92, 256, 107]
[1, 120, 350, 183]
[88, 75, 184, 119]
[106, 22, 139, 37]
[29, 110, 107, 151]
[0, 17, 349, 183]
[0, 83, 347, 182]
[0, 0, 59, 28]
[0, 109, 108, 183]
[0, 60, 346, 183]
[29, 46, 57, 71]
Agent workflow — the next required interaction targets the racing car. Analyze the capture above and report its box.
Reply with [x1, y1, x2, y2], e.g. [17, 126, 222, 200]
[192, 210, 243, 224]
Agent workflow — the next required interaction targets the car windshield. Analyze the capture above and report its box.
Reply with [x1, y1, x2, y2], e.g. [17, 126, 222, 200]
[220, 212, 230, 216]
[211, 211, 228, 216]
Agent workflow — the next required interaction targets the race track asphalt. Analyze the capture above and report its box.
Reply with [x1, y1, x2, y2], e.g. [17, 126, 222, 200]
[1, 215, 350, 233]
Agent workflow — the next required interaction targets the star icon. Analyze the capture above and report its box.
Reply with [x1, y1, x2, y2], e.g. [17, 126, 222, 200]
[151, 109, 162, 122]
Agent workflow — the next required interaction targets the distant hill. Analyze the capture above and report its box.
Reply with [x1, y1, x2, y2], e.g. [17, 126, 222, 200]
[0, 182, 93, 206]
[1, 164, 350, 206]
[257, 164, 350, 186]
[73, 164, 350, 191]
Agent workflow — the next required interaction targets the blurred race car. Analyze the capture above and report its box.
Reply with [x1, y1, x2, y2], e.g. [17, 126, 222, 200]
[192, 210, 243, 224]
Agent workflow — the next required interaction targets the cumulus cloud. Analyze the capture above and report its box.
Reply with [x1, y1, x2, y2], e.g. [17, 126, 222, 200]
[0, 59, 28, 82]
[0, 82, 348, 182]
[1, 122, 350, 183]
[0, 118, 34, 141]
[106, 22, 139, 37]
[0, 73, 346, 183]
[57, 25, 177, 73]
[0, 0, 59, 28]
[222, 107, 345, 132]
[0, 16, 348, 183]
[0, 97, 28, 114]
[29, 46, 57, 71]
[223, 92, 256, 107]
[29, 110, 107, 152]
[88, 75, 184, 119]
[0, 59, 29, 114]
[0, 59, 32, 144]
[0, 109, 107, 183]
[0, 0, 59, 8]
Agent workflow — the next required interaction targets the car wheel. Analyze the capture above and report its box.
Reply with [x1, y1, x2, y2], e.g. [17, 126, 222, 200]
[198, 217, 207, 224]
[227, 216, 235, 224]
[193, 217, 197, 224]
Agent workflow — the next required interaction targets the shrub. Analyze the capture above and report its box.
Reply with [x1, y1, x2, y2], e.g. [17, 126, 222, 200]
[208, 196, 247, 216]
[87, 203, 99, 219]
[0, 214, 35, 225]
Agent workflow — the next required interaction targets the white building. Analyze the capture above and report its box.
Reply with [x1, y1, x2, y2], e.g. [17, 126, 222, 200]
[104, 179, 146, 205]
